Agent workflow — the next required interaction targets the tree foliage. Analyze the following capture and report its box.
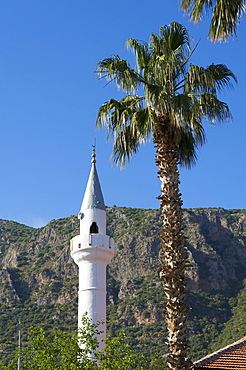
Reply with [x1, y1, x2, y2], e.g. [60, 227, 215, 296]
[181, 0, 246, 41]
[0, 316, 166, 370]
[96, 22, 236, 168]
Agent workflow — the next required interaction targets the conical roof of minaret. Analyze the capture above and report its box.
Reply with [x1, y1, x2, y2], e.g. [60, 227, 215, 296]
[80, 148, 105, 211]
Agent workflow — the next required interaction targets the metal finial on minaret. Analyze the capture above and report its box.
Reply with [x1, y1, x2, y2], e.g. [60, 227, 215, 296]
[91, 145, 96, 164]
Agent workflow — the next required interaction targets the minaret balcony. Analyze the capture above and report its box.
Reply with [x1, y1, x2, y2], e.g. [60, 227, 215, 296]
[70, 234, 115, 264]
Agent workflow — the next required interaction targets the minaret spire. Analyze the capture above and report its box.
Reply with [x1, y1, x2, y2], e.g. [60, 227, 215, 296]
[70, 149, 115, 355]
[80, 146, 105, 213]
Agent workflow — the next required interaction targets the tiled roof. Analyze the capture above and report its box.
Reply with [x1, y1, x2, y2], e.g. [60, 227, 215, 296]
[194, 336, 246, 369]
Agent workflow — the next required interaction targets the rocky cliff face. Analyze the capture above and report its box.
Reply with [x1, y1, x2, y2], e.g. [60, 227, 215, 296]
[1, 207, 246, 307]
[107, 207, 246, 295]
[184, 208, 246, 291]
[1, 207, 246, 361]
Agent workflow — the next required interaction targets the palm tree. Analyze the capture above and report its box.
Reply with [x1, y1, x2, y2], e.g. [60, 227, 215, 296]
[96, 22, 236, 370]
[181, 0, 245, 41]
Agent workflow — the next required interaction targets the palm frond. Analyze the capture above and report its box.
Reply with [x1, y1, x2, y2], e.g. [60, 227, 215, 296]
[199, 93, 232, 123]
[111, 106, 156, 166]
[210, 0, 245, 40]
[131, 106, 157, 136]
[159, 22, 191, 53]
[179, 127, 199, 167]
[145, 84, 170, 111]
[172, 93, 192, 116]
[96, 95, 143, 131]
[125, 38, 150, 71]
[206, 63, 237, 90]
[181, 0, 213, 23]
[185, 63, 237, 94]
[96, 55, 140, 92]
[148, 23, 193, 94]
[172, 93, 206, 152]
[185, 65, 216, 94]
[181, 0, 246, 41]
[111, 126, 141, 167]
[175, 92, 206, 168]
[96, 95, 157, 165]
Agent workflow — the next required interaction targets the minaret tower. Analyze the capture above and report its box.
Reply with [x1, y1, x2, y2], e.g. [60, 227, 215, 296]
[70, 148, 115, 350]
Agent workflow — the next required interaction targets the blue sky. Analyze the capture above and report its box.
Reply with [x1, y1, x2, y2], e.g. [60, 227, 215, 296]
[0, 1, 245, 227]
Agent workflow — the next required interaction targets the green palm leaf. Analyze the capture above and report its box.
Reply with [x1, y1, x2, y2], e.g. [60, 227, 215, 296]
[96, 55, 141, 92]
[181, 0, 246, 41]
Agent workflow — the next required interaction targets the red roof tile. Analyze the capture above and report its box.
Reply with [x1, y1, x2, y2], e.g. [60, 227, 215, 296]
[194, 336, 246, 369]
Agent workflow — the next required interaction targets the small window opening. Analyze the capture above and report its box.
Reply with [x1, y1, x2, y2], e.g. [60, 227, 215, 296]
[90, 222, 99, 234]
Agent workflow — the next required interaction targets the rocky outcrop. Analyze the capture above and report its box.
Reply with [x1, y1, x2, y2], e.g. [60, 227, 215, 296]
[184, 208, 246, 291]
[1, 208, 246, 309]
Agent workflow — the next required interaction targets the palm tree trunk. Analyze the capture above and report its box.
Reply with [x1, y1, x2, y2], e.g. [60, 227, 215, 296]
[154, 118, 192, 370]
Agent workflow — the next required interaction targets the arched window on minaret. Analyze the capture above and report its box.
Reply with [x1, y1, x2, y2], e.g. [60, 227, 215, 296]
[90, 222, 99, 234]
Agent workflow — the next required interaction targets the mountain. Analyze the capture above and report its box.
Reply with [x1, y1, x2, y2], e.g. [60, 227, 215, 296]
[1, 207, 246, 364]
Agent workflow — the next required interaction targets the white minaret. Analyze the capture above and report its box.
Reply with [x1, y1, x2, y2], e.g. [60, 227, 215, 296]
[70, 148, 115, 351]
